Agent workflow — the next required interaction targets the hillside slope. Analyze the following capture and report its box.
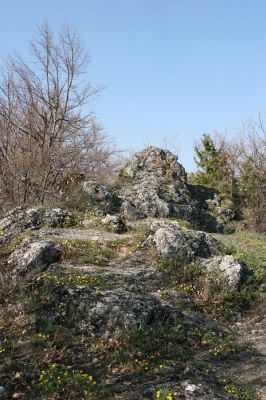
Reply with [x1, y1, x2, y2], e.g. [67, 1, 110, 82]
[0, 147, 264, 400]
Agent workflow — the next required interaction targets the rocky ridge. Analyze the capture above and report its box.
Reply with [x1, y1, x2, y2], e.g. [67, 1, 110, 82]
[0, 146, 264, 400]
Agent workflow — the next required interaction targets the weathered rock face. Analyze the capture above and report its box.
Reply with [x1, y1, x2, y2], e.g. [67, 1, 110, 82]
[7, 239, 60, 284]
[0, 207, 69, 233]
[149, 220, 219, 262]
[200, 255, 250, 290]
[119, 146, 197, 220]
[51, 286, 178, 337]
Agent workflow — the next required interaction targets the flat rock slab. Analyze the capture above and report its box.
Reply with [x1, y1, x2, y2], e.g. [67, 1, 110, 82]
[41, 228, 135, 242]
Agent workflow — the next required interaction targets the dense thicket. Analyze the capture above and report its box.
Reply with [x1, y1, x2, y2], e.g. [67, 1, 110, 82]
[192, 117, 266, 232]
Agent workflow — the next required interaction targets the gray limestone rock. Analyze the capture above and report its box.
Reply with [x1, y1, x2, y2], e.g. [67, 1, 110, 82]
[83, 180, 114, 202]
[7, 239, 60, 283]
[119, 146, 197, 220]
[149, 220, 219, 262]
[217, 206, 237, 223]
[51, 286, 179, 337]
[0, 207, 69, 233]
[200, 255, 251, 290]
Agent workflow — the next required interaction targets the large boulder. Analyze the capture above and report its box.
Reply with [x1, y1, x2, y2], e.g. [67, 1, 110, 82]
[119, 146, 197, 220]
[7, 239, 60, 284]
[200, 255, 251, 290]
[149, 220, 219, 262]
[0, 207, 69, 233]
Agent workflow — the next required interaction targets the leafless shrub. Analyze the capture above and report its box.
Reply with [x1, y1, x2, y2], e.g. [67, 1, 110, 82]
[214, 115, 266, 232]
[0, 23, 118, 208]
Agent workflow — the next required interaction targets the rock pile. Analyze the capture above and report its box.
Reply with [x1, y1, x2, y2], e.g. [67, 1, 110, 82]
[148, 220, 250, 290]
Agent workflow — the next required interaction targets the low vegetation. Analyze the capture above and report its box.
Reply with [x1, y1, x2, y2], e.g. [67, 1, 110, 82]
[157, 230, 264, 320]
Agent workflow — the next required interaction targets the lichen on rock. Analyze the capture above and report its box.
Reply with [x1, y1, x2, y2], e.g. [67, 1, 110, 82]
[200, 255, 251, 290]
[119, 146, 197, 221]
[0, 207, 69, 233]
[7, 239, 60, 284]
[149, 220, 219, 262]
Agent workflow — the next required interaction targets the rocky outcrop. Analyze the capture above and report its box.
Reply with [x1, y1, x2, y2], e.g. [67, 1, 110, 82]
[149, 221, 248, 290]
[83, 180, 113, 202]
[0, 147, 258, 399]
[119, 146, 197, 220]
[51, 285, 178, 337]
[149, 220, 219, 262]
[102, 214, 127, 233]
[7, 239, 60, 284]
[200, 255, 250, 290]
[0, 207, 69, 233]
[0, 201, 259, 399]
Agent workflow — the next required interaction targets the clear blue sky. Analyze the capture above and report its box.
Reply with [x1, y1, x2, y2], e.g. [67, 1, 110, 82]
[1, 0, 266, 171]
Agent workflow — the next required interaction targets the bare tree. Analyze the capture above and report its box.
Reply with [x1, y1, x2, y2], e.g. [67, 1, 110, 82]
[214, 116, 266, 231]
[0, 23, 116, 207]
[236, 115, 266, 231]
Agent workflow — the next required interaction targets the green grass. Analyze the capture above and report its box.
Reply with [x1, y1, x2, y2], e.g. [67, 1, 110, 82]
[94, 319, 244, 377]
[0, 228, 263, 399]
[214, 229, 265, 314]
[62, 211, 103, 228]
[59, 238, 128, 265]
[188, 327, 242, 359]
[214, 229, 266, 268]
[221, 380, 257, 400]
[156, 229, 265, 319]
[95, 322, 192, 375]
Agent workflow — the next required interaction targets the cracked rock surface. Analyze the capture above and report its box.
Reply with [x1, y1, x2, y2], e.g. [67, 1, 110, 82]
[119, 146, 197, 220]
